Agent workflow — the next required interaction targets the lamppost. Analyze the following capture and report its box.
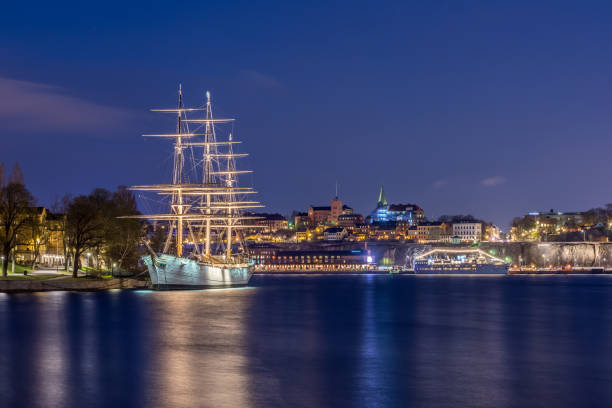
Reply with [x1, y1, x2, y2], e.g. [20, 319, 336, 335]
[56, 231, 59, 272]
[112, 263, 116, 277]
[35, 237, 40, 271]
[87, 252, 91, 277]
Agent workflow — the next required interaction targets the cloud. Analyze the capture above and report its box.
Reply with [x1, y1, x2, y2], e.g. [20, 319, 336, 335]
[432, 179, 448, 189]
[0, 75, 131, 133]
[238, 70, 284, 90]
[481, 176, 506, 187]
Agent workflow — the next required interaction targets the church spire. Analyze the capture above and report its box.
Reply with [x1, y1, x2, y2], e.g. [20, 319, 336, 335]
[377, 185, 387, 207]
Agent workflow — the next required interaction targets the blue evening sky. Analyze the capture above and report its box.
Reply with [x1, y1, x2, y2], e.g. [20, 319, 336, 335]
[1, 0, 611, 228]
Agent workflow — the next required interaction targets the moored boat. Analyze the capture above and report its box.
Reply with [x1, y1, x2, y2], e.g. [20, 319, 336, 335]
[414, 260, 509, 275]
[413, 248, 509, 275]
[124, 87, 263, 289]
[143, 254, 253, 289]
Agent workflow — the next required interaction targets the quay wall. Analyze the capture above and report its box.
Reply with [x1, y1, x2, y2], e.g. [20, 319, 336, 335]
[0, 278, 149, 293]
[390, 242, 612, 268]
[478, 242, 612, 268]
[257, 241, 612, 268]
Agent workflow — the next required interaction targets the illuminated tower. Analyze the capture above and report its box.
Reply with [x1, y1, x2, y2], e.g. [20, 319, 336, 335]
[377, 185, 388, 208]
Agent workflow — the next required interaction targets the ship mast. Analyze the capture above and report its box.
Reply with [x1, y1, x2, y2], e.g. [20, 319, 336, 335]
[174, 85, 185, 257]
[203, 91, 213, 256]
[124, 87, 264, 261]
[226, 132, 235, 258]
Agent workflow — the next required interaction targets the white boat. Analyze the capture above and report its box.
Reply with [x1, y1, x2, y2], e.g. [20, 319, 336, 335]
[413, 248, 509, 275]
[142, 254, 253, 289]
[124, 87, 263, 289]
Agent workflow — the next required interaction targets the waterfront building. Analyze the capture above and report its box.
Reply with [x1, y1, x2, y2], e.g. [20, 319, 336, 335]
[330, 198, 343, 222]
[484, 224, 501, 241]
[42, 211, 66, 266]
[337, 213, 364, 230]
[245, 212, 289, 233]
[406, 225, 418, 241]
[309, 205, 331, 225]
[246, 229, 296, 243]
[250, 246, 374, 270]
[452, 221, 482, 242]
[295, 227, 310, 242]
[292, 212, 310, 229]
[369, 223, 402, 241]
[368, 185, 424, 225]
[308, 198, 353, 225]
[323, 227, 347, 241]
[14, 207, 66, 267]
[511, 209, 590, 241]
[347, 223, 368, 241]
[527, 210, 585, 227]
[15, 206, 47, 265]
[439, 233, 453, 243]
[417, 222, 449, 243]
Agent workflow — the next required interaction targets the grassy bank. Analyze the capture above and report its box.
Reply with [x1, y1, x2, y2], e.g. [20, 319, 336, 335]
[1, 274, 63, 281]
[0, 274, 116, 281]
[0, 264, 34, 275]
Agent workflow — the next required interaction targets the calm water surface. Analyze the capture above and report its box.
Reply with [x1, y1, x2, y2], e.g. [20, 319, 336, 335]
[1, 275, 612, 408]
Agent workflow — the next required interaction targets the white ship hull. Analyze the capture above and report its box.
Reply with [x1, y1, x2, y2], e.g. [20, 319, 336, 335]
[143, 254, 253, 289]
[414, 262, 509, 275]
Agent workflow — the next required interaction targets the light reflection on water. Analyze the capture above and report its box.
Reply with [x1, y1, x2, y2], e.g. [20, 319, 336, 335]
[1, 276, 612, 407]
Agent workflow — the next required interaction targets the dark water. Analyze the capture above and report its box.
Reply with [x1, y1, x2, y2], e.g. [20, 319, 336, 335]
[2, 275, 612, 408]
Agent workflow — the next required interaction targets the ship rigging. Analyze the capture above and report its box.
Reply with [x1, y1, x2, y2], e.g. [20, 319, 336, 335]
[126, 86, 263, 263]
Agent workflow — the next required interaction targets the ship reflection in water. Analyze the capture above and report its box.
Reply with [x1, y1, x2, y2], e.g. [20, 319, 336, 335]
[2, 276, 612, 407]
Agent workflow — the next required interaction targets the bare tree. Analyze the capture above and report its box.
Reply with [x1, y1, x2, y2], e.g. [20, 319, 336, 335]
[0, 162, 5, 188]
[65, 195, 105, 278]
[104, 186, 143, 273]
[9, 163, 24, 185]
[0, 183, 35, 276]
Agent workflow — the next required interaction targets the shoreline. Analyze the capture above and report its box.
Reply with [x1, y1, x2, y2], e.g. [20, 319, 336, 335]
[0, 277, 149, 293]
[3, 269, 612, 293]
[254, 269, 612, 276]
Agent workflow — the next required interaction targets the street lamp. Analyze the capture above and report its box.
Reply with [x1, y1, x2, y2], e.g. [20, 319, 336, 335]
[55, 232, 59, 272]
[112, 263, 116, 277]
[86, 252, 92, 276]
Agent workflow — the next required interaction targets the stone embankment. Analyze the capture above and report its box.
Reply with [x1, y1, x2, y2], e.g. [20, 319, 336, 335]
[0, 277, 149, 293]
[255, 241, 612, 268]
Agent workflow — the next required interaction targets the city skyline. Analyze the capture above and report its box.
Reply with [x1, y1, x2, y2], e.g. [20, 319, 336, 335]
[3, 4, 612, 407]
[2, 1, 612, 229]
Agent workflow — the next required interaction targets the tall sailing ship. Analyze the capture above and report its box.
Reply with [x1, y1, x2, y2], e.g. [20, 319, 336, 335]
[126, 87, 262, 289]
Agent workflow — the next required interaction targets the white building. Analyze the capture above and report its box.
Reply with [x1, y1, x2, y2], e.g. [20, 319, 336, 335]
[323, 227, 347, 241]
[452, 222, 482, 242]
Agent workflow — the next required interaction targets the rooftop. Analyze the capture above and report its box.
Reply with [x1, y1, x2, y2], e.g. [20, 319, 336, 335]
[324, 227, 345, 233]
[388, 203, 423, 212]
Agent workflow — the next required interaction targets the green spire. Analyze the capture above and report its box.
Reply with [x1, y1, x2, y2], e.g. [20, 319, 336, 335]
[377, 185, 388, 207]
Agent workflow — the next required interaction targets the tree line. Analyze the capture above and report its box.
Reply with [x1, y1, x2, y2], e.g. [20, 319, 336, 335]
[510, 205, 612, 242]
[0, 162, 144, 277]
